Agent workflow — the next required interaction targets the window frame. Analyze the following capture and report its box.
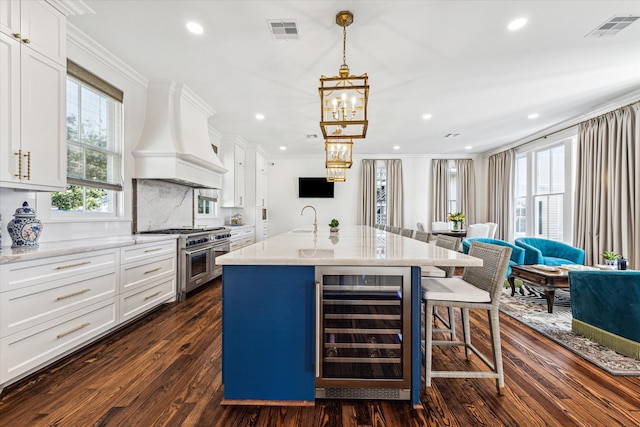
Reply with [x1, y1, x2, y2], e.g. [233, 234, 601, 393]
[51, 64, 124, 218]
[513, 135, 576, 243]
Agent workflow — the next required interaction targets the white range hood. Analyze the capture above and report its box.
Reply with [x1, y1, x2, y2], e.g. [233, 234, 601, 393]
[133, 82, 227, 188]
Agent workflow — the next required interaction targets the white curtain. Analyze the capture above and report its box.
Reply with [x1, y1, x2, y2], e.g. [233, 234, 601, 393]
[431, 159, 449, 222]
[358, 159, 377, 226]
[487, 149, 514, 241]
[456, 159, 476, 226]
[574, 102, 639, 268]
[386, 159, 404, 228]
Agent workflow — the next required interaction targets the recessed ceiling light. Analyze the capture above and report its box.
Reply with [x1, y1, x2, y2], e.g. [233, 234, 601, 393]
[255, 113, 265, 120]
[279, 146, 286, 151]
[465, 146, 473, 150]
[393, 145, 400, 150]
[508, 18, 527, 31]
[422, 114, 433, 120]
[186, 22, 203, 34]
[528, 113, 539, 119]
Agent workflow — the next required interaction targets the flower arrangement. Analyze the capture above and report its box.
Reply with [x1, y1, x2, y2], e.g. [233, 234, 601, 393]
[447, 212, 465, 231]
[447, 212, 465, 222]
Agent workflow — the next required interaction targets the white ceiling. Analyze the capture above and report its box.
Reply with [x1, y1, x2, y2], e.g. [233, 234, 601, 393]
[68, 1, 640, 157]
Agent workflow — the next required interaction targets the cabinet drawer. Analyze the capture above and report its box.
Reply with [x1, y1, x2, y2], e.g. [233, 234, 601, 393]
[0, 298, 117, 383]
[121, 240, 176, 264]
[119, 276, 175, 323]
[0, 249, 118, 292]
[1, 267, 117, 337]
[120, 255, 175, 293]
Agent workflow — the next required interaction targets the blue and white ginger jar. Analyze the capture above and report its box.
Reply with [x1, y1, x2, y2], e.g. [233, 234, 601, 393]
[7, 202, 43, 247]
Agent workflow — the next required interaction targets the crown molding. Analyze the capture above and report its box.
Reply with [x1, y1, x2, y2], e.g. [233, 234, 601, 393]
[67, 24, 148, 91]
[46, 0, 94, 16]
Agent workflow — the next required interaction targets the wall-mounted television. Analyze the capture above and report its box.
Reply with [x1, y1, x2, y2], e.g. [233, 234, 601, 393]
[298, 177, 334, 198]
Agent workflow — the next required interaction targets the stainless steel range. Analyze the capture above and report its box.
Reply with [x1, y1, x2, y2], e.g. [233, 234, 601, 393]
[140, 227, 231, 301]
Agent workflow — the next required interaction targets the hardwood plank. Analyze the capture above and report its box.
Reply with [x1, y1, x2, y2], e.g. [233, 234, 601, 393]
[1, 278, 639, 426]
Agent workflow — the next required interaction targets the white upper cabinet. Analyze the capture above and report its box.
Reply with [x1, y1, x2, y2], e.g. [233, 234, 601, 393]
[220, 136, 247, 208]
[255, 151, 269, 208]
[0, 0, 66, 191]
[0, 0, 66, 65]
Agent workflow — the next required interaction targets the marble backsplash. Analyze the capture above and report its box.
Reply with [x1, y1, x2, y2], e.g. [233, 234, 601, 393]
[134, 179, 194, 232]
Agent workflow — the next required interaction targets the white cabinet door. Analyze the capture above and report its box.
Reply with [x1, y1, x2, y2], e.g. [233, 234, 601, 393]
[19, 47, 66, 190]
[0, 1, 65, 191]
[0, 33, 21, 185]
[0, 0, 20, 39]
[19, 0, 65, 64]
[234, 143, 245, 207]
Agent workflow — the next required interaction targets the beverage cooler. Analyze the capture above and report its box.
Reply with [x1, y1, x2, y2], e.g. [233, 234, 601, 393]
[315, 266, 412, 400]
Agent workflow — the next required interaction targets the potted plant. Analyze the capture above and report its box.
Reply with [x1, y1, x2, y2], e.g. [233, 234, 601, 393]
[329, 218, 340, 233]
[601, 251, 620, 266]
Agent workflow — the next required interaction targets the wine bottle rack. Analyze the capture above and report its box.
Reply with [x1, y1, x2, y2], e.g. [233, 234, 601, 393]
[315, 266, 412, 395]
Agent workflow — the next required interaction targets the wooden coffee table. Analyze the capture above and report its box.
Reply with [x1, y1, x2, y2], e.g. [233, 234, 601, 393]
[507, 265, 569, 313]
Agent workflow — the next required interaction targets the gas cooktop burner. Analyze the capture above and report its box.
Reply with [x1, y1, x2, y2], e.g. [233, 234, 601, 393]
[141, 227, 227, 235]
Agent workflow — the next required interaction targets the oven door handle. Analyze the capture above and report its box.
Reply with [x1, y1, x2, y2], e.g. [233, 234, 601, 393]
[184, 246, 213, 256]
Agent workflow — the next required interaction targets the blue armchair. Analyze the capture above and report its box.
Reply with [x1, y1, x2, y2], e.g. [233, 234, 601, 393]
[515, 237, 585, 266]
[462, 237, 525, 278]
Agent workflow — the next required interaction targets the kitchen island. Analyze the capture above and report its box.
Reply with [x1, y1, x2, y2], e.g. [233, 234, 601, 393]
[217, 225, 481, 406]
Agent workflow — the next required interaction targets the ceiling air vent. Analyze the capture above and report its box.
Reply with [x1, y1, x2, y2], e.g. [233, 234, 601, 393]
[267, 20, 299, 40]
[586, 15, 639, 37]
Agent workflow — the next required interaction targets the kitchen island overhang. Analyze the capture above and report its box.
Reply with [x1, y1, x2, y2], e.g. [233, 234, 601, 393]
[217, 226, 482, 406]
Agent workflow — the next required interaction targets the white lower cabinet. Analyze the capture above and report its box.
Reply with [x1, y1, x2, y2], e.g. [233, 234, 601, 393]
[229, 226, 255, 251]
[119, 276, 175, 323]
[1, 298, 117, 383]
[0, 238, 177, 390]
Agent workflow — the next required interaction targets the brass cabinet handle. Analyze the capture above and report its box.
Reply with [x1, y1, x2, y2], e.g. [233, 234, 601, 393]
[56, 322, 90, 339]
[144, 267, 161, 274]
[144, 291, 162, 300]
[55, 261, 91, 270]
[144, 247, 163, 253]
[14, 150, 22, 178]
[22, 38, 30, 44]
[12, 33, 20, 39]
[24, 151, 31, 179]
[56, 288, 91, 301]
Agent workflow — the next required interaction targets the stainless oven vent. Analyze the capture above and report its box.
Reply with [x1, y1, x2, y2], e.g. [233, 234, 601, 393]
[316, 387, 410, 400]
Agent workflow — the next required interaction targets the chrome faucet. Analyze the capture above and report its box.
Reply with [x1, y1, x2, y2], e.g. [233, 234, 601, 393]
[301, 205, 317, 233]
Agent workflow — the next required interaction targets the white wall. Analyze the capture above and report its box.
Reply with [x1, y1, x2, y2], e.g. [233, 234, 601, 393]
[267, 154, 481, 237]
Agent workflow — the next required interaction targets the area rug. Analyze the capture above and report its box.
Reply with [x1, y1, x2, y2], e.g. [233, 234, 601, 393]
[499, 287, 640, 376]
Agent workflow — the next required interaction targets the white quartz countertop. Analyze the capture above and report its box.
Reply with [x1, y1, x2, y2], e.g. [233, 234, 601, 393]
[217, 225, 482, 267]
[0, 234, 177, 264]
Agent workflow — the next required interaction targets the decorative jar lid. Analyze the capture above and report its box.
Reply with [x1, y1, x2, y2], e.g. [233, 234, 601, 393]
[13, 201, 37, 218]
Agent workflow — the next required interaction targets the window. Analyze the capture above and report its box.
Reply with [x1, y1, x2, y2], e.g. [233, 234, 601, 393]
[195, 189, 219, 217]
[534, 145, 565, 240]
[51, 62, 123, 214]
[514, 156, 527, 236]
[376, 162, 387, 225]
[513, 136, 575, 242]
[448, 165, 458, 214]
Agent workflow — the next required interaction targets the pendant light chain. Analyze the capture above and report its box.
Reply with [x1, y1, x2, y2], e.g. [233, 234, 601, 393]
[342, 25, 348, 68]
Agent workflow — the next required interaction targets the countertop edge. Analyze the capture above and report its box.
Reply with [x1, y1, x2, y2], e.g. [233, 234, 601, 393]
[0, 234, 178, 265]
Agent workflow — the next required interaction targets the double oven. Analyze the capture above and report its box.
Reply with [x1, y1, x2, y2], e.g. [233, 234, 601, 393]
[141, 227, 231, 301]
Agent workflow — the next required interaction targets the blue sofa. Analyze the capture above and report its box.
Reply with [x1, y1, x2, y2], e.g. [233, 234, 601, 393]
[569, 270, 640, 360]
[515, 237, 585, 266]
[462, 237, 525, 278]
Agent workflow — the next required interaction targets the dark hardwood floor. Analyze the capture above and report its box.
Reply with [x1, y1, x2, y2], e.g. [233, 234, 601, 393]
[1, 278, 639, 426]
